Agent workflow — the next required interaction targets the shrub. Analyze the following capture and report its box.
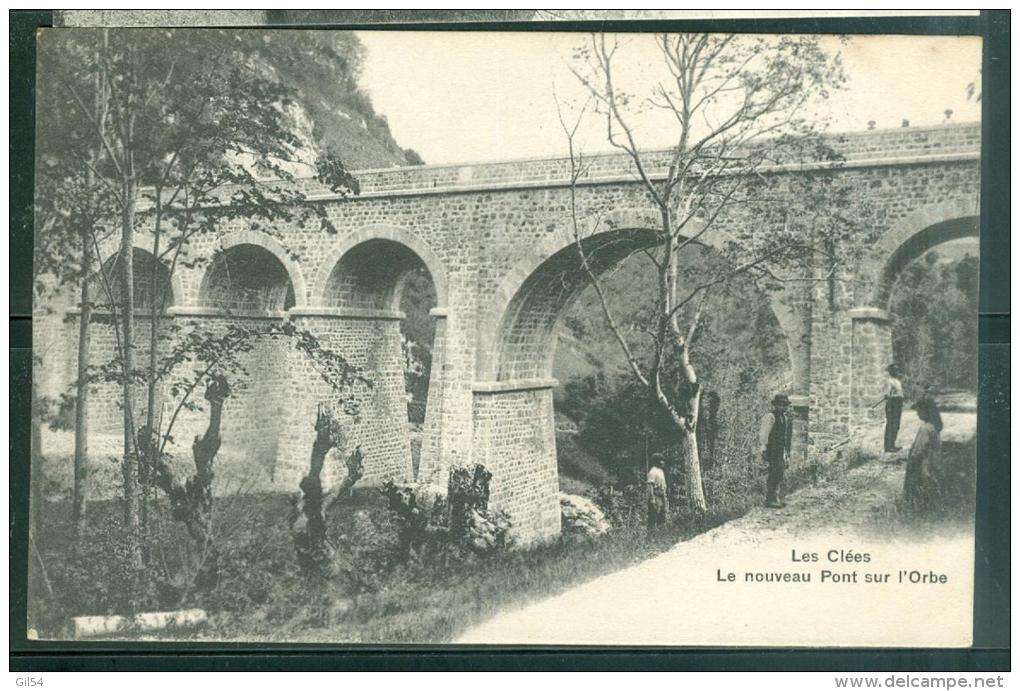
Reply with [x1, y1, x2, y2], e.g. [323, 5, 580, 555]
[29, 507, 165, 636]
[334, 509, 403, 594]
[590, 484, 646, 529]
[933, 438, 976, 517]
[380, 464, 514, 566]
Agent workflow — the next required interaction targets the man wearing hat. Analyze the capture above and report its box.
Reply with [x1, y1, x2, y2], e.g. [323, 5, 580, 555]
[884, 364, 905, 452]
[759, 393, 793, 508]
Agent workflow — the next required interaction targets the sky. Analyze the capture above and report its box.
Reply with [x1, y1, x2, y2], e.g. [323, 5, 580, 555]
[355, 32, 982, 166]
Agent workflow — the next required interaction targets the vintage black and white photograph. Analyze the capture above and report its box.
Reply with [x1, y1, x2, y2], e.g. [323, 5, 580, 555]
[27, 11, 984, 647]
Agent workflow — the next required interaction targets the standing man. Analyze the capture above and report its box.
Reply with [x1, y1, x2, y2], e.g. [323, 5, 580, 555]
[646, 463, 668, 531]
[884, 364, 905, 452]
[760, 393, 793, 509]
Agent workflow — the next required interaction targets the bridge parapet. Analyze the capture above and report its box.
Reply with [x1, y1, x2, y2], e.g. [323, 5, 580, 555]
[134, 123, 980, 210]
[331, 122, 981, 197]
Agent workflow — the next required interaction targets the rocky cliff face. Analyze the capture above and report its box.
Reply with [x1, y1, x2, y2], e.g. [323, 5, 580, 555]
[52, 16, 418, 169]
[234, 30, 418, 170]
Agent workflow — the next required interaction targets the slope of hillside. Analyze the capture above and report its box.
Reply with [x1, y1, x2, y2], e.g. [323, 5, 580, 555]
[50, 19, 418, 170]
[256, 31, 417, 169]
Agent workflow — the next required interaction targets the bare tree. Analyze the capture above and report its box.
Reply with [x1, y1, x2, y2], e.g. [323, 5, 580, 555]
[562, 33, 865, 510]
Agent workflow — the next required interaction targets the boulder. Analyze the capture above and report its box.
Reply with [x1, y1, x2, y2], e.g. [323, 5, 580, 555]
[559, 492, 611, 537]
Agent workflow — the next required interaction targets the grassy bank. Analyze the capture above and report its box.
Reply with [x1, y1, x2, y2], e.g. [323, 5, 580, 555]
[27, 485, 743, 643]
[28, 426, 974, 643]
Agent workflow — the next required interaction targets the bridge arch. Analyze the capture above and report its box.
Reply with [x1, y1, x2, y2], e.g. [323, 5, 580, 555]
[478, 208, 802, 394]
[855, 197, 979, 310]
[848, 197, 979, 430]
[472, 211, 803, 542]
[94, 246, 184, 310]
[309, 226, 447, 484]
[198, 232, 306, 312]
[312, 225, 449, 309]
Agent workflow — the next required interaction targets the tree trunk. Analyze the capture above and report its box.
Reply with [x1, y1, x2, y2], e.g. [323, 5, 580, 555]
[292, 407, 363, 575]
[662, 377, 707, 512]
[30, 384, 44, 539]
[72, 231, 93, 549]
[150, 376, 229, 590]
[188, 378, 223, 588]
[680, 383, 708, 511]
[678, 425, 707, 511]
[119, 177, 141, 568]
[74, 54, 104, 550]
[141, 198, 164, 532]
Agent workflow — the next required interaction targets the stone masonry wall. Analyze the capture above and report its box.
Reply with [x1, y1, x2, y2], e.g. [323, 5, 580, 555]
[471, 385, 561, 544]
[417, 313, 448, 484]
[58, 313, 175, 436]
[275, 313, 413, 491]
[849, 312, 895, 431]
[180, 315, 293, 490]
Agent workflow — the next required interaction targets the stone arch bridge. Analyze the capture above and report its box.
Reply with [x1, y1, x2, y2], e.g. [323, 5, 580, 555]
[43, 123, 980, 542]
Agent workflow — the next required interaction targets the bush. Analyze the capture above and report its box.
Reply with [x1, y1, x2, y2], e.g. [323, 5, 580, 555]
[555, 423, 616, 489]
[380, 464, 514, 566]
[29, 506, 167, 636]
[933, 438, 976, 517]
[590, 484, 646, 529]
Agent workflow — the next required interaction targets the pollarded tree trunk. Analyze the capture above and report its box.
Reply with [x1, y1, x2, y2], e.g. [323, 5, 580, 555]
[148, 376, 230, 589]
[292, 406, 363, 575]
[190, 378, 224, 556]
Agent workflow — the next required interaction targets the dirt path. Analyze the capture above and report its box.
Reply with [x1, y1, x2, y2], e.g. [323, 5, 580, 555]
[456, 411, 976, 646]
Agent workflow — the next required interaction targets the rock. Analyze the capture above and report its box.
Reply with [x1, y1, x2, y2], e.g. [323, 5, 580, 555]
[71, 608, 208, 639]
[414, 483, 447, 513]
[559, 492, 611, 537]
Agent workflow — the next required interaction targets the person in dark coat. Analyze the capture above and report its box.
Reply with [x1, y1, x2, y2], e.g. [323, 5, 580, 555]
[903, 397, 942, 514]
[759, 393, 793, 508]
[884, 364, 905, 452]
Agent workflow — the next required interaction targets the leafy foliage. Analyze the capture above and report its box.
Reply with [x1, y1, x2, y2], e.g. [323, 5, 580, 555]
[555, 247, 789, 487]
[889, 248, 978, 395]
[398, 268, 438, 425]
[35, 28, 363, 305]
